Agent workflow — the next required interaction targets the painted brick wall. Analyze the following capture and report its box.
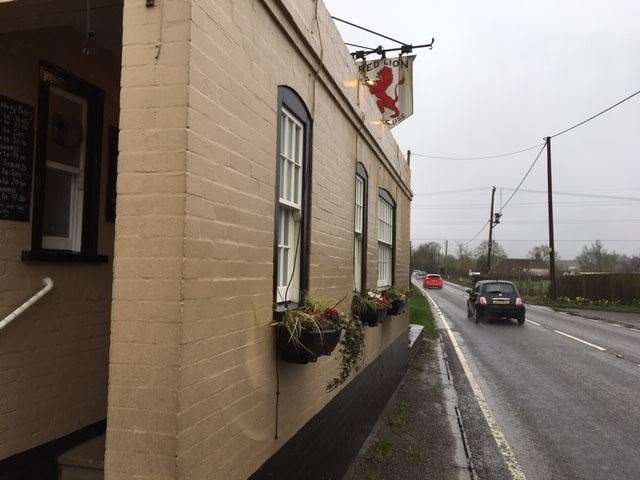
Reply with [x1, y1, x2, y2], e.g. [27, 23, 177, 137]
[0, 13, 120, 460]
[104, 0, 411, 478]
[104, 1, 190, 480]
[176, 1, 412, 479]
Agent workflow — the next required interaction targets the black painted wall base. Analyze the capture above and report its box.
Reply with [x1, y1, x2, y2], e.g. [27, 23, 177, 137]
[251, 330, 409, 480]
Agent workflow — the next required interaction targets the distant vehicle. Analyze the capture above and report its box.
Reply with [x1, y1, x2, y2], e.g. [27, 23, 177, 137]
[466, 280, 525, 325]
[423, 274, 443, 289]
[413, 270, 427, 278]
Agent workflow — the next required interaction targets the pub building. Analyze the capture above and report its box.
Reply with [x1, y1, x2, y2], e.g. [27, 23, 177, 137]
[0, 1, 412, 479]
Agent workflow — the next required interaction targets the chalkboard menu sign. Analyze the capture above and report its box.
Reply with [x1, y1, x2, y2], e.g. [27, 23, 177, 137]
[0, 94, 34, 222]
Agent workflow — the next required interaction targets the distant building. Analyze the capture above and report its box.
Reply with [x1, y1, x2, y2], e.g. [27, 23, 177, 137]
[557, 259, 580, 274]
[491, 259, 549, 277]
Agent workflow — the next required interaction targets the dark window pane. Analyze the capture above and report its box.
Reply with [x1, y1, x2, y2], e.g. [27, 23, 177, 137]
[47, 88, 85, 168]
[43, 168, 71, 237]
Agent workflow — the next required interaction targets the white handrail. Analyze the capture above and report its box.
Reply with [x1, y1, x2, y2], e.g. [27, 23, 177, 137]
[0, 277, 54, 332]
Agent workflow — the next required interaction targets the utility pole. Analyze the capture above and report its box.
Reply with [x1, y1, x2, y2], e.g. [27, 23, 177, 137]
[444, 240, 448, 278]
[546, 137, 557, 300]
[487, 186, 496, 272]
[407, 149, 411, 166]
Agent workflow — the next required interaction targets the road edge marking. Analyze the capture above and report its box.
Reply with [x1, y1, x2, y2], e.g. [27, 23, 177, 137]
[414, 281, 527, 480]
[553, 330, 606, 351]
[525, 319, 541, 326]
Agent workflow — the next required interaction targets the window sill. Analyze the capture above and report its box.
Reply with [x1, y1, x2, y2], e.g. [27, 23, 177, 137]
[21, 250, 109, 264]
[274, 302, 301, 313]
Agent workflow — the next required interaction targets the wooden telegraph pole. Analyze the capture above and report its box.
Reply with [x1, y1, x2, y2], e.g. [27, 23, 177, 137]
[546, 137, 557, 299]
[487, 186, 496, 272]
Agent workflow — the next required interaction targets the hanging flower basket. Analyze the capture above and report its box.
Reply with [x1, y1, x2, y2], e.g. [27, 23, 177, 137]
[382, 286, 410, 316]
[352, 290, 391, 327]
[273, 298, 345, 364]
[276, 325, 340, 364]
[388, 299, 407, 316]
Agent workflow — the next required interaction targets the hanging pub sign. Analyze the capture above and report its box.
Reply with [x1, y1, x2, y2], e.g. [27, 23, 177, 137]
[357, 55, 415, 127]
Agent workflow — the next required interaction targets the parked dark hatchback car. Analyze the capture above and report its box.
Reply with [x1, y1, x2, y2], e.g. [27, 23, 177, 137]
[466, 280, 525, 325]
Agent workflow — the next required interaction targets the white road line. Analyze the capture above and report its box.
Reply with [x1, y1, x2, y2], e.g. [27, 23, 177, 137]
[413, 281, 527, 480]
[525, 319, 541, 326]
[553, 330, 606, 351]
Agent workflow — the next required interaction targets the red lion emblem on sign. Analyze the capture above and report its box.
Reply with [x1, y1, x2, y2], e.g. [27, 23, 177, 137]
[367, 66, 406, 119]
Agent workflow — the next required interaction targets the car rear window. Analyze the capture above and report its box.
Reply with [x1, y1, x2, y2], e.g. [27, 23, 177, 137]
[483, 282, 515, 294]
[427, 275, 441, 279]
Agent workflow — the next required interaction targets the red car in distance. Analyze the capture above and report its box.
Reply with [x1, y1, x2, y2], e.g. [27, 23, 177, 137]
[423, 274, 444, 289]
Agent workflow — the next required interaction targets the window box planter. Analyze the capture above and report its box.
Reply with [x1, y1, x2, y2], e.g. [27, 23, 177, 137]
[355, 304, 389, 327]
[276, 325, 342, 364]
[273, 297, 346, 364]
[388, 299, 407, 316]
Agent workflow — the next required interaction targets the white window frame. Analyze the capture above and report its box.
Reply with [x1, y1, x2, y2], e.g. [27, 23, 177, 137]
[42, 86, 87, 252]
[276, 108, 304, 303]
[377, 196, 394, 288]
[354, 174, 365, 292]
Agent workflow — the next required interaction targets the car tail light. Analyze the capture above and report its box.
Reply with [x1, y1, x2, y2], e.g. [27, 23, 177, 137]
[479, 296, 487, 305]
[516, 297, 524, 306]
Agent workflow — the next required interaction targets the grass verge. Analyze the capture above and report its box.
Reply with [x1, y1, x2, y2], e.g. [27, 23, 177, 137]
[409, 285, 438, 338]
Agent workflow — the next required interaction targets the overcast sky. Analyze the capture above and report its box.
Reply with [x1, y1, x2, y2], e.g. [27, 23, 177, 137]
[325, 0, 640, 259]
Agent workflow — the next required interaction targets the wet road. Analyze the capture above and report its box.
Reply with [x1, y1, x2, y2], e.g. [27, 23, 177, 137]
[419, 280, 640, 480]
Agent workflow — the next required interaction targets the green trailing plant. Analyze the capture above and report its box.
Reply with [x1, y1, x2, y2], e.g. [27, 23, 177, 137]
[326, 311, 366, 391]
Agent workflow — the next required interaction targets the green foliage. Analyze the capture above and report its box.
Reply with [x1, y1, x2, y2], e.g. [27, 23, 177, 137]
[528, 244, 552, 265]
[326, 311, 366, 391]
[473, 240, 507, 271]
[274, 295, 344, 347]
[352, 289, 391, 316]
[411, 242, 442, 273]
[367, 440, 394, 463]
[577, 240, 621, 272]
[382, 285, 409, 303]
[409, 286, 437, 338]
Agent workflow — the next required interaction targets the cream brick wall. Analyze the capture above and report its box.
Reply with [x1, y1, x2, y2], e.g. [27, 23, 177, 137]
[105, 0, 410, 478]
[175, 1, 411, 479]
[0, 11, 121, 459]
[104, 1, 190, 480]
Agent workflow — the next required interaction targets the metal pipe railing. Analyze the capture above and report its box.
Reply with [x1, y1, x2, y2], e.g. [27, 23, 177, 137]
[0, 277, 54, 332]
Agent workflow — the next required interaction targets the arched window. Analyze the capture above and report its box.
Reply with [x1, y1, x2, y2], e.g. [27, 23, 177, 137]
[273, 86, 312, 306]
[377, 189, 395, 288]
[354, 163, 368, 292]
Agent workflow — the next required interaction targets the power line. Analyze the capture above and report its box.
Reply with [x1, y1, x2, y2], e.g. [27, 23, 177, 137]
[413, 238, 640, 244]
[414, 219, 640, 225]
[461, 220, 491, 246]
[413, 201, 640, 210]
[504, 188, 640, 202]
[411, 143, 544, 161]
[498, 144, 547, 213]
[331, 16, 408, 45]
[413, 187, 490, 196]
[550, 88, 640, 138]
[410, 87, 640, 159]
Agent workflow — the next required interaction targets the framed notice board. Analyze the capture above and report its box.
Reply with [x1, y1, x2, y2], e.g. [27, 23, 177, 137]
[0, 94, 34, 222]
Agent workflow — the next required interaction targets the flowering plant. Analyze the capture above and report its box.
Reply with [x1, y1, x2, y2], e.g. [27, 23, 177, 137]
[381, 286, 409, 304]
[366, 289, 392, 310]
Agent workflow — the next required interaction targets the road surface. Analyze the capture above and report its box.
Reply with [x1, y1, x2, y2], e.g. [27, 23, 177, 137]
[417, 280, 640, 480]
